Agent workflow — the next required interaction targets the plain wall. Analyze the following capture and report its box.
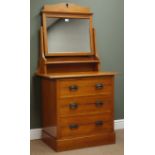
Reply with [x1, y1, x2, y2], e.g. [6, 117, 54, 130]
[30, 0, 124, 129]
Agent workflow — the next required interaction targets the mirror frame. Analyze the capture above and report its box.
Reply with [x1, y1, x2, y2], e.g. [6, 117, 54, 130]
[41, 3, 95, 56]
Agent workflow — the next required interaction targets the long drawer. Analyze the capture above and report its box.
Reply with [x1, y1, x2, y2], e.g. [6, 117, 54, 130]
[58, 77, 113, 98]
[59, 113, 113, 138]
[58, 95, 113, 116]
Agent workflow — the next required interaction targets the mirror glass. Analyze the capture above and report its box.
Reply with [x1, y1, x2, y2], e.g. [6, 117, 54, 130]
[46, 18, 91, 53]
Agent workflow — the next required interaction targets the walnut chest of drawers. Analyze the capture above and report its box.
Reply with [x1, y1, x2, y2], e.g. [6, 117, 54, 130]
[39, 72, 116, 151]
[36, 3, 116, 152]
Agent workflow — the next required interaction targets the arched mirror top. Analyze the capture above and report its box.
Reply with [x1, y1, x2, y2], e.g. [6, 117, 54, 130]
[42, 3, 92, 15]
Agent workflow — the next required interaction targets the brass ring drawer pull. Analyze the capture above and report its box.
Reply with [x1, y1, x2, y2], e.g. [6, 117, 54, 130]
[69, 102, 78, 110]
[96, 83, 104, 89]
[95, 101, 104, 107]
[69, 85, 78, 91]
[69, 124, 79, 129]
[95, 120, 104, 126]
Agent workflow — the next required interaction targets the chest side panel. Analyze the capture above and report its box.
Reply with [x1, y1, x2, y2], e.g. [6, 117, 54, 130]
[41, 78, 57, 137]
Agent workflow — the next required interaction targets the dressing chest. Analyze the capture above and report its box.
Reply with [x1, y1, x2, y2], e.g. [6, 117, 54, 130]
[36, 3, 116, 151]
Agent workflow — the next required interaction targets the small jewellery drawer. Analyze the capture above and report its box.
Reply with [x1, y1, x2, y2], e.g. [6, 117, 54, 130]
[58, 77, 113, 98]
[58, 95, 112, 116]
[59, 114, 113, 138]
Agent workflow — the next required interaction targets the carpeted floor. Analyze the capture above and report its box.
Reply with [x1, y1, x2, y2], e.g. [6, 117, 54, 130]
[30, 129, 124, 155]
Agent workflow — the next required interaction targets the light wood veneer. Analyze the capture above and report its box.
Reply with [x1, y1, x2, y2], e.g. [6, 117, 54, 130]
[36, 3, 116, 151]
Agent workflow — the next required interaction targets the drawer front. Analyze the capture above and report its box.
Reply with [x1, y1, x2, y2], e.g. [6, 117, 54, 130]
[58, 77, 113, 98]
[59, 113, 113, 138]
[58, 95, 113, 116]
